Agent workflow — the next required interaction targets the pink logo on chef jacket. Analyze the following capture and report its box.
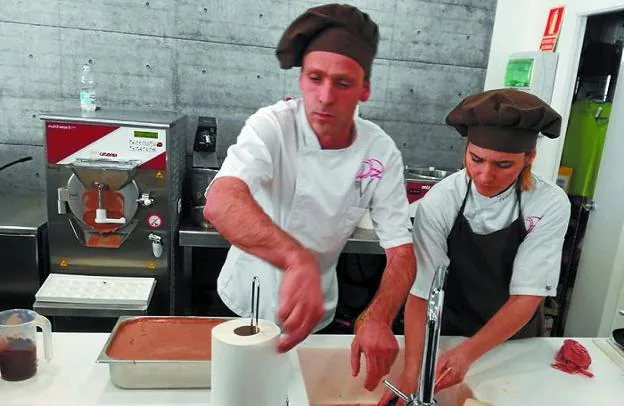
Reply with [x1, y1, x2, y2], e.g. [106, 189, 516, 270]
[525, 216, 542, 234]
[356, 158, 384, 180]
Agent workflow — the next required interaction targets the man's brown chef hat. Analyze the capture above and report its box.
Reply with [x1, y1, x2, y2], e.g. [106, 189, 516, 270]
[275, 3, 379, 79]
[446, 88, 563, 153]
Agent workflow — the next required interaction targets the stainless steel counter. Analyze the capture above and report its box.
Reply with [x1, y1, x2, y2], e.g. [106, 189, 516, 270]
[0, 193, 47, 234]
[33, 301, 148, 317]
[178, 222, 385, 255]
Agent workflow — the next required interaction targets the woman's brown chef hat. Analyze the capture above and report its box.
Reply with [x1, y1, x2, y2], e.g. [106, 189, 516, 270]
[275, 3, 379, 79]
[446, 88, 563, 153]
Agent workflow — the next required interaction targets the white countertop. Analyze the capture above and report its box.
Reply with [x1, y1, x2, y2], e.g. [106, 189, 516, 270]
[3, 333, 624, 405]
[2, 333, 216, 406]
[460, 336, 624, 405]
[299, 335, 624, 405]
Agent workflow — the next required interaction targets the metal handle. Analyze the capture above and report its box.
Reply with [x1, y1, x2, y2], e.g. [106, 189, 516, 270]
[137, 192, 154, 207]
[383, 379, 413, 404]
[57, 188, 69, 214]
[148, 233, 163, 258]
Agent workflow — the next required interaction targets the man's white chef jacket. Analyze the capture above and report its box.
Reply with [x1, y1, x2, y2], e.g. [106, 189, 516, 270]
[208, 98, 412, 330]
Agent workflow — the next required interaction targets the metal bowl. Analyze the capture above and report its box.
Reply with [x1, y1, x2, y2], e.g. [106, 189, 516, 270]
[189, 168, 219, 206]
[404, 166, 455, 182]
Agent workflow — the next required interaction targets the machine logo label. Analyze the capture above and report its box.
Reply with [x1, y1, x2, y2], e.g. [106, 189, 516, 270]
[99, 152, 118, 157]
[355, 158, 384, 197]
[47, 124, 76, 130]
[525, 216, 543, 234]
[356, 158, 385, 181]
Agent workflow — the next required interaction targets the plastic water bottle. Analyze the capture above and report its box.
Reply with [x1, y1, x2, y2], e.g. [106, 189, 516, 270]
[80, 64, 97, 112]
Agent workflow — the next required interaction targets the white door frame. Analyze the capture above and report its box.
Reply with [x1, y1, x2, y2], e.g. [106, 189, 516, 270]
[559, 4, 624, 337]
[554, 4, 624, 167]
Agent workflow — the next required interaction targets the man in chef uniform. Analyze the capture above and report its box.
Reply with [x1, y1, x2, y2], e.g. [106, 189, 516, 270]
[379, 88, 571, 404]
[203, 4, 415, 391]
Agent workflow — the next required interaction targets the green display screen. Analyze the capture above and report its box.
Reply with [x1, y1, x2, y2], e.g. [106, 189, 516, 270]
[504, 58, 534, 88]
[134, 130, 158, 139]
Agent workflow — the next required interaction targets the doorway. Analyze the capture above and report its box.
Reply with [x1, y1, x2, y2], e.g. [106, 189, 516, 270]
[556, 10, 624, 337]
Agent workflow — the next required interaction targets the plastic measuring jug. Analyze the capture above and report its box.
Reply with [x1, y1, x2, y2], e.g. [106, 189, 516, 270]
[0, 309, 52, 381]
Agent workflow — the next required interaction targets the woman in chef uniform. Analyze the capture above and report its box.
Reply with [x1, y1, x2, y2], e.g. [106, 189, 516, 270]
[380, 88, 571, 404]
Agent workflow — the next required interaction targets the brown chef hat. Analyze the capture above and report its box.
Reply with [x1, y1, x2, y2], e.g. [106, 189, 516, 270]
[446, 88, 562, 153]
[275, 3, 379, 79]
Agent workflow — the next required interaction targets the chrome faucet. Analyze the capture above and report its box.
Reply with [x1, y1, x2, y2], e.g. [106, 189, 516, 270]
[383, 264, 448, 406]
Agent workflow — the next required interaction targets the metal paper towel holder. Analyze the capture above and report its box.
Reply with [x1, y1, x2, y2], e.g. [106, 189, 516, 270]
[234, 276, 260, 336]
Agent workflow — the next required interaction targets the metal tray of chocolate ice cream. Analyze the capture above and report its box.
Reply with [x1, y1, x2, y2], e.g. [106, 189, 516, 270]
[96, 315, 234, 389]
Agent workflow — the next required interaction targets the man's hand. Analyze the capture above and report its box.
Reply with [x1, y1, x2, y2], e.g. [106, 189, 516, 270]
[377, 367, 418, 406]
[276, 251, 324, 353]
[351, 317, 399, 391]
[433, 344, 475, 392]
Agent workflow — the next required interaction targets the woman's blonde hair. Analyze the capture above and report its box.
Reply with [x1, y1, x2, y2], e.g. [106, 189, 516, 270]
[463, 142, 534, 191]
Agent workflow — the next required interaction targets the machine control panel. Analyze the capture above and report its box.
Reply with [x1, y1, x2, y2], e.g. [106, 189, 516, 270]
[129, 130, 163, 153]
[46, 123, 166, 166]
[129, 138, 160, 153]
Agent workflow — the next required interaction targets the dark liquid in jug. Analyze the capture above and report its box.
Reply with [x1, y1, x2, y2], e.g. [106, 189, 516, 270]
[0, 338, 37, 381]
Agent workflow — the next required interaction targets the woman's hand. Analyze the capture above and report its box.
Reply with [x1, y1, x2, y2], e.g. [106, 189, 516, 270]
[433, 344, 476, 392]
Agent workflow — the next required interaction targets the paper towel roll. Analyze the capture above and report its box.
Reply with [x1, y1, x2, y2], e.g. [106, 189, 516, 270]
[211, 318, 287, 406]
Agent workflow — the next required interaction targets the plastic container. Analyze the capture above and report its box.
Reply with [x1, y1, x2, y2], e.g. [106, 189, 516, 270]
[97, 316, 232, 388]
[0, 309, 52, 381]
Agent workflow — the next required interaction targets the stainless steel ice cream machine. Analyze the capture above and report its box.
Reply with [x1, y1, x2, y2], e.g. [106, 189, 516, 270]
[38, 110, 186, 316]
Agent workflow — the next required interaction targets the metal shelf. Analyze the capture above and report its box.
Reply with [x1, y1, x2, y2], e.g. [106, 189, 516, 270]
[178, 221, 385, 255]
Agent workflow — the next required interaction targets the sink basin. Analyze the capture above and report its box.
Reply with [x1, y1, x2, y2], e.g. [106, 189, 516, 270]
[294, 335, 624, 405]
[298, 344, 404, 405]
[297, 335, 407, 405]
[295, 335, 481, 406]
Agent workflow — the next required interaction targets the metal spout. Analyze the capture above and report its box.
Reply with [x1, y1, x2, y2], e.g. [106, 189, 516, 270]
[383, 264, 448, 406]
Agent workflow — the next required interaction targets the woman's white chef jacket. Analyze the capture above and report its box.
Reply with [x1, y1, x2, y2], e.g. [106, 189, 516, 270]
[410, 169, 571, 300]
[208, 98, 412, 330]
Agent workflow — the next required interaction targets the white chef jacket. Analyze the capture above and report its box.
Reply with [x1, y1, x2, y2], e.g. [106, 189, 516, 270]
[208, 98, 412, 330]
[410, 169, 571, 300]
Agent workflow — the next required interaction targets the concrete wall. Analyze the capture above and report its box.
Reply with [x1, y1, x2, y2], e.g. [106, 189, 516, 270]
[0, 0, 497, 194]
